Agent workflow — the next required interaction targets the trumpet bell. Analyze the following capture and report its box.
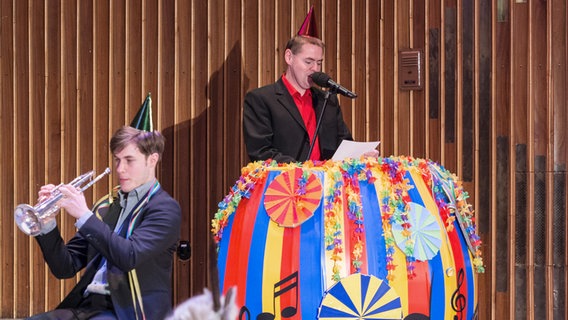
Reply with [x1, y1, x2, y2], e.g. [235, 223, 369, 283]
[14, 204, 43, 236]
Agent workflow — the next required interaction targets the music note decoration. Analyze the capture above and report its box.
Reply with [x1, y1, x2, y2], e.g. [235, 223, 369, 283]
[451, 268, 466, 320]
[245, 272, 299, 320]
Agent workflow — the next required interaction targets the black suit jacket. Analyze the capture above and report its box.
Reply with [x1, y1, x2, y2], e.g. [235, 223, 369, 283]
[243, 77, 353, 162]
[35, 187, 181, 320]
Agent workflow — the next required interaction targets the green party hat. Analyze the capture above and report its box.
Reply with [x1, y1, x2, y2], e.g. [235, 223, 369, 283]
[130, 92, 153, 131]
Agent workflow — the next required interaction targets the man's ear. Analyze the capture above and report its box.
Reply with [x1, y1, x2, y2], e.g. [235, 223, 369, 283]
[284, 48, 293, 65]
[148, 153, 159, 166]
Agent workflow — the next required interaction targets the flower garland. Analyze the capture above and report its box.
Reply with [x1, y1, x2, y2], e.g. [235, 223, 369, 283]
[426, 162, 484, 273]
[375, 157, 416, 280]
[340, 159, 367, 274]
[210, 156, 485, 279]
[211, 159, 275, 243]
[322, 163, 345, 281]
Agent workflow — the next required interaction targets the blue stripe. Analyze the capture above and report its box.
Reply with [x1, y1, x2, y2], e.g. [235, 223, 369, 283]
[244, 171, 276, 318]
[327, 282, 358, 314]
[429, 253, 445, 318]
[405, 172, 425, 207]
[217, 206, 235, 292]
[359, 179, 387, 281]
[299, 170, 326, 319]
[404, 172, 444, 318]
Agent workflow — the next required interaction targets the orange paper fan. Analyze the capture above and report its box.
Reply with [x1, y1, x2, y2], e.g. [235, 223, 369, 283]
[264, 168, 323, 227]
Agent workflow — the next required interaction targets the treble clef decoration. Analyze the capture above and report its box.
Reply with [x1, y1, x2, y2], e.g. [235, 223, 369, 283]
[451, 268, 466, 320]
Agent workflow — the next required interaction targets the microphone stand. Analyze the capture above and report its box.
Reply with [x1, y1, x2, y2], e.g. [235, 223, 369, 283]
[305, 89, 333, 161]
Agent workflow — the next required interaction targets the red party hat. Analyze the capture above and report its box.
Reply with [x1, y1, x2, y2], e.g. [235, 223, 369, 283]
[297, 5, 318, 38]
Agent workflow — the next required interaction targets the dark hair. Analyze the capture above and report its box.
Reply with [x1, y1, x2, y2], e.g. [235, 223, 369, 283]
[110, 126, 165, 160]
[285, 35, 325, 54]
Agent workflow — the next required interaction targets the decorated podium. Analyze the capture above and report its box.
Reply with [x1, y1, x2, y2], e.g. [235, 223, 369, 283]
[211, 156, 484, 319]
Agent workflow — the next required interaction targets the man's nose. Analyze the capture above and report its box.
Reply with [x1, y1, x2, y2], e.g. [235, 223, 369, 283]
[115, 162, 125, 173]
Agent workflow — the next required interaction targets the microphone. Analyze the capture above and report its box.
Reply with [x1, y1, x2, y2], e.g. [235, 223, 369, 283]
[310, 72, 357, 98]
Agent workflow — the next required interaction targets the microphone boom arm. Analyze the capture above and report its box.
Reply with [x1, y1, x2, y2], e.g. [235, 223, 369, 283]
[306, 90, 331, 161]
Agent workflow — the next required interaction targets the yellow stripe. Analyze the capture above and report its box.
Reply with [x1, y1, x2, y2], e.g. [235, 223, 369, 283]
[409, 169, 456, 320]
[128, 269, 146, 320]
[389, 246, 409, 316]
[262, 220, 284, 314]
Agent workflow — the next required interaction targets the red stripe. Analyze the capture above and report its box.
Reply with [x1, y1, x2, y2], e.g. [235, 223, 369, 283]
[279, 226, 301, 319]
[222, 180, 266, 307]
[407, 261, 431, 314]
[446, 224, 467, 316]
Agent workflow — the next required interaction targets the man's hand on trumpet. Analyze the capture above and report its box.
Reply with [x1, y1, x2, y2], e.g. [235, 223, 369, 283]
[56, 184, 91, 220]
[38, 184, 90, 220]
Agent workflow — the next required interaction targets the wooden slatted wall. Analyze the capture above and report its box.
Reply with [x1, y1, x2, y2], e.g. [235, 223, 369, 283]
[0, 0, 566, 319]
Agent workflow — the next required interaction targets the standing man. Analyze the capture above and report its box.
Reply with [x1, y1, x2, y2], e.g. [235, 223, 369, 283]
[243, 7, 353, 163]
[28, 125, 181, 320]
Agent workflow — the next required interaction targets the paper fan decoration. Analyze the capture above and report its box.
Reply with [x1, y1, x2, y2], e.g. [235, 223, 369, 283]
[392, 202, 442, 261]
[318, 273, 403, 319]
[264, 168, 323, 227]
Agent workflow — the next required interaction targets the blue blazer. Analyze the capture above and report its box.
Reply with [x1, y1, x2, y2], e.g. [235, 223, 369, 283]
[243, 77, 353, 163]
[35, 187, 181, 320]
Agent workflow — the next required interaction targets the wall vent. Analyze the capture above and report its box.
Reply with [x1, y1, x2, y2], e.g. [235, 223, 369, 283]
[399, 49, 423, 90]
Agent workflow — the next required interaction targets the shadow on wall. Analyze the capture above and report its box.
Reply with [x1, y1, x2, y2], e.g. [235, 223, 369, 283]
[160, 41, 249, 304]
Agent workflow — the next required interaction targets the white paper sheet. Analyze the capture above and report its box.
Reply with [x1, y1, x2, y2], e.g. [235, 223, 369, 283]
[331, 140, 380, 161]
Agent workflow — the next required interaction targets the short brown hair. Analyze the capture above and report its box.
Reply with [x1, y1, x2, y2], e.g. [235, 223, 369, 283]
[110, 126, 165, 160]
[285, 35, 325, 54]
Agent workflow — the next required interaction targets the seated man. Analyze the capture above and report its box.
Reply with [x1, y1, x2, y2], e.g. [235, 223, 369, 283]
[28, 126, 181, 320]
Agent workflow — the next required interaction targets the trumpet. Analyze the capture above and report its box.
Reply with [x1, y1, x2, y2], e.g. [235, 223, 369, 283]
[14, 168, 111, 236]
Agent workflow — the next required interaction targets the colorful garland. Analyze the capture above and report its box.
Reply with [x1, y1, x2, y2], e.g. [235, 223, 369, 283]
[211, 159, 275, 242]
[374, 157, 416, 280]
[210, 156, 485, 281]
[322, 163, 345, 282]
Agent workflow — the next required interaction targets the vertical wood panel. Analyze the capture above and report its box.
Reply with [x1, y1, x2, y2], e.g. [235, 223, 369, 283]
[443, 0, 457, 172]
[550, 1, 567, 318]
[477, 0, 493, 318]
[353, 0, 366, 140]
[382, 0, 395, 154]
[60, 2, 80, 303]
[190, 0, 209, 297]
[158, 0, 176, 200]
[428, 0, 442, 161]
[110, 0, 127, 131]
[338, 0, 354, 135]
[461, 0, 474, 182]
[511, 3, 529, 317]
[143, 0, 158, 97]
[173, 0, 192, 303]
[207, 0, 225, 300]
[45, 0, 63, 310]
[13, 0, 31, 316]
[93, 0, 111, 200]
[126, 0, 142, 120]
[367, 0, 381, 142]
[411, 0, 426, 158]
[530, 0, 548, 317]
[493, 0, 511, 318]
[0, 0, 15, 315]
[396, 0, 411, 156]
[225, 1, 243, 188]
[30, 0, 47, 314]
[260, 0, 276, 85]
